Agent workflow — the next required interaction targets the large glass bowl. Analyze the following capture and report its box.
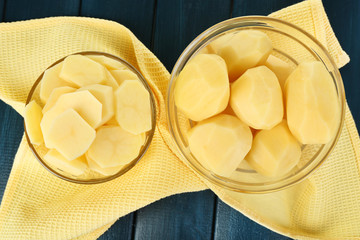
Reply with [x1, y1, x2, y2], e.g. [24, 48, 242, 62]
[167, 16, 345, 193]
[25, 51, 156, 184]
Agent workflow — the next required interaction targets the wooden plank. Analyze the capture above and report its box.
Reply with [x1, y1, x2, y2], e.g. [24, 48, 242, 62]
[3, 0, 80, 22]
[322, 0, 360, 128]
[0, 0, 4, 21]
[232, 0, 301, 16]
[214, 200, 291, 240]
[152, 0, 232, 71]
[0, 102, 24, 202]
[80, 0, 155, 49]
[133, 191, 215, 240]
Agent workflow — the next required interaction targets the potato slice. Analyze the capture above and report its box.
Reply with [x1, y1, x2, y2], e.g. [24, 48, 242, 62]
[47, 109, 96, 160]
[174, 54, 229, 121]
[86, 153, 123, 176]
[217, 30, 272, 80]
[265, 55, 293, 90]
[87, 126, 143, 168]
[285, 61, 340, 144]
[40, 62, 77, 102]
[41, 91, 102, 147]
[24, 100, 44, 145]
[42, 86, 76, 113]
[44, 149, 87, 176]
[87, 55, 127, 70]
[104, 117, 119, 126]
[188, 114, 252, 177]
[103, 69, 119, 90]
[60, 54, 106, 87]
[110, 69, 139, 85]
[245, 121, 301, 177]
[115, 80, 152, 134]
[77, 84, 114, 127]
[230, 66, 283, 130]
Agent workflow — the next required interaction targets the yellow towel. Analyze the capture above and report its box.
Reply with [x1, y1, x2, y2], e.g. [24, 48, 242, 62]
[0, 0, 358, 239]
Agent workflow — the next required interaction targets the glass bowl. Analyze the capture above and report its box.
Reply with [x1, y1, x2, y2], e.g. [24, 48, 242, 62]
[25, 51, 156, 184]
[167, 16, 345, 193]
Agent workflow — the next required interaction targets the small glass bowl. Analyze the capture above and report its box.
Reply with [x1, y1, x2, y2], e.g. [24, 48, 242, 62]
[168, 16, 345, 193]
[25, 51, 156, 184]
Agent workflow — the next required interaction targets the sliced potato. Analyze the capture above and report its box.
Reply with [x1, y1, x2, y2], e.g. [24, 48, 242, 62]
[174, 54, 229, 121]
[47, 109, 96, 160]
[217, 30, 272, 80]
[285, 61, 340, 144]
[87, 55, 127, 70]
[40, 62, 77, 102]
[87, 126, 143, 168]
[24, 100, 44, 145]
[54, 91, 102, 128]
[41, 91, 102, 147]
[77, 84, 114, 127]
[44, 149, 87, 176]
[230, 66, 283, 130]
[42, 86, 76, 113]
[115, 80, 152, 134]
[265, 55, 293, 90]
[104, 117, 119, 126]
[60, 54, 106, 87]
[245, 121, 301, 177]
[188, 114, 252, 177]
[110, 69, 139, 85]
[103, 69, 119, 89]
[86, 153, 123, 176]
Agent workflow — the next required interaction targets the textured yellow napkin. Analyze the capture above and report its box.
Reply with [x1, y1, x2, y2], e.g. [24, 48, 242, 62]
[0, 0, 358, 239]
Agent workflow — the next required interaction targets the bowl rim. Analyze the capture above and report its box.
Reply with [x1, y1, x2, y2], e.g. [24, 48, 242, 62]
[25, 51, 157, 184]
[167, 16, 346, 193]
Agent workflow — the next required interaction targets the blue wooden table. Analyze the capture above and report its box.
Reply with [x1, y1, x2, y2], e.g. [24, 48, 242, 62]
[0, 0, 359, 239]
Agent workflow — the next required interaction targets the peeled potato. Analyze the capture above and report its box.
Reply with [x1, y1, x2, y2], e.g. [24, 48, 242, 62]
[115, 80, 152, 134]
[217, 30, 272, 80]
[41, 91, 102, 147]
[86, 153, 123, 176]
[87, 126, 143, 168]
[40, 62, 77, 102]
[24, 100, 44, 145]
[205, 32, 234, 54]
[42, 86, 76, 113]
[87, 55, 127, 70]
[60, 54, 106, 87]
[47, 109, 96, 160]
[77, 84, 114, 127]
[285, 61, 340, 144]
[230, 66, 283, 130]
[110, 69, 139, 85]
[44, 149, 87, 176]
[265, 55, 293, 90]
[245, 121, 301, 177]
[188, 114, 252, 177]
[174, 54, 229, 121]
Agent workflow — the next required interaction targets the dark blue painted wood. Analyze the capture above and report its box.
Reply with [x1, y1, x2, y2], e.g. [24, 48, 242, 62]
[0, 0, 4, 20]
[0, 101, 24, 202]
[133, 191, 215, 240]
[3, 0, 80, 22]
[153, 0, 232, 71]
[232, 0, 302, 17]
[214, 200, 292, 240]
[80, 0, 156, 49]
[322, 0, 360, 129]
